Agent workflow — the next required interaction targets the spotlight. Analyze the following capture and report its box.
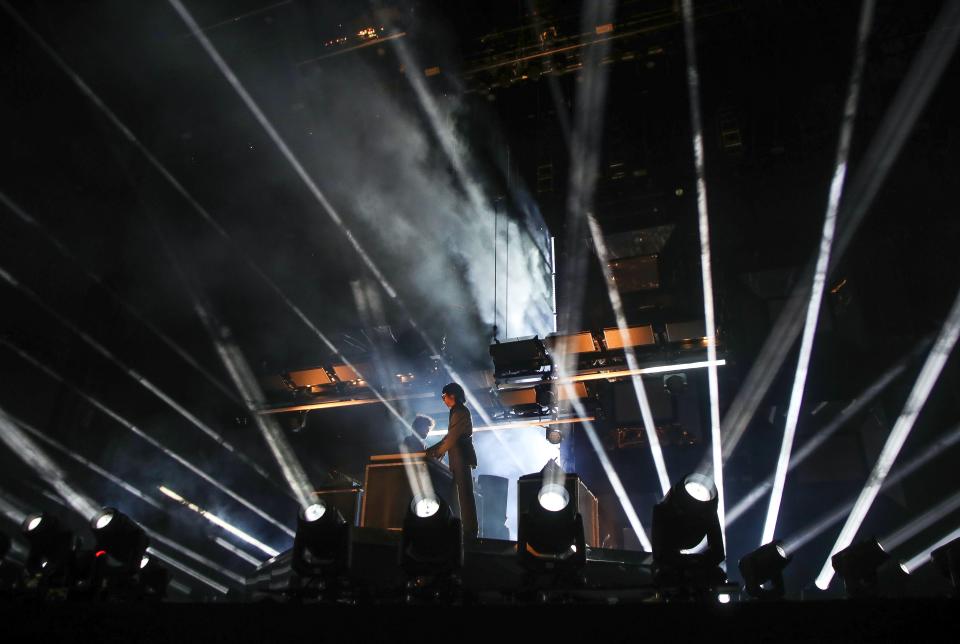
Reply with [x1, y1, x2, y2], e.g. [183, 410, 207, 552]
[930, 537, 960, 594]
[517, 462, 586, 575]
[664, 374, 687, 395]
[538, 483, 569, 511]
[651, 474, 726, 593]
[21, 512, 75, 577]
[400, 494, 462, 578]
[831, 538, 904, 597]
[292, 500, 352, 579]
[739, 540, 792, 599]
[545, 427, 563, 444]
[90, 507, 149, 573]
[136, 554, 170, 600]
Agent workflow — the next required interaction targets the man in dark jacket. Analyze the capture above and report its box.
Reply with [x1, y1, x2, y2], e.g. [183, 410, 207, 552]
[426, 382, 478, 539]
[402, 414, 435, 453]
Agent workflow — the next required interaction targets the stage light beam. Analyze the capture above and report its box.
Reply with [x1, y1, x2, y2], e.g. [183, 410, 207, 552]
[0, 406, 100, 520]
[587, 213, 670, 496]
[727, 345, 919, 526]
[0, 338, 294, 537]
[711, 0, 960, 469]
[761, 0, 874, 547]
[783, 422, 960, 555]
[158, 485, 280, 557]
[903, 526, 960, 574]
[815, 289, 960, 589]
[680, 0, 726, 548]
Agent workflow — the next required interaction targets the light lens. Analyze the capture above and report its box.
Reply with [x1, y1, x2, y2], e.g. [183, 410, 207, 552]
[684, 480, 712, 502]
[303, 502, 326, 522]
[140, 555, 150, 570]
[27, 516, 42, 532]
[415, 497, 440, 518]
[95, 511, 114, 530]
[776, 544, 787, 558]
[538, 484, 570, 512]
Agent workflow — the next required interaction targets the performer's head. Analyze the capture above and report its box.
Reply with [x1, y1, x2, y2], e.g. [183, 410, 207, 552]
[441, 382, 466, 408]
[411, 414, 435, 439]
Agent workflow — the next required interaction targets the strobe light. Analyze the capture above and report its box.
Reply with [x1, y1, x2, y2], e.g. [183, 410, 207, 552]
[831, 538, 905, 597]
[90, 508, 149, 573]
[21, 512, 75, 577]
[400, 495, 462, 578]
[739, 541, 792, 599]
[651, 474, 726, 591]
[517, 462, 586, 574]
[292, 500, 352, 578]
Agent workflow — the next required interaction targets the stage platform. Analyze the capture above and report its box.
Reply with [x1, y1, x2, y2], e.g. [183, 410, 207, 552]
[245, 528, 655, 602]
[3, 598, 957, 642]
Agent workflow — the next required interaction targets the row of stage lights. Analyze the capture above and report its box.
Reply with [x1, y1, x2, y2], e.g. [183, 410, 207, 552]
[4, 469, 959, 602]
[286, 463, 960, 603]
[1, 508, 168, 600]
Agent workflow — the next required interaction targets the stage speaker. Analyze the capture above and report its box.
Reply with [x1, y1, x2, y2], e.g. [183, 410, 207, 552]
[360, 455, 454, 530]
[477, 475, 510, 540]
[517, 469, 600, 547]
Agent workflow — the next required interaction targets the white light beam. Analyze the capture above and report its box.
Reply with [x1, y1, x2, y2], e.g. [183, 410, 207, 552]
[815, 288, 960, 589]
[680, 0, 726, 547]
[762, 0, 874, 547]
[0, 338, 294, 537]
[159, 485, 280, 558]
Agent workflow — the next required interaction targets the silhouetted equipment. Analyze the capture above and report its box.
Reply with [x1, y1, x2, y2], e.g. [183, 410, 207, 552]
[292, 501, 352, 579]
[832, 538, 902, 598]
[21, 513, 75, 578]
[360, 454, 454, 530]
[739, 541, 792, 599]
[517, 460, 599, 547]
[931, 537, 960, 594]
[90, 507, 149, 574]
[401, 495, 463, 577]
[490, 336, 550, 378]
[652, 474, 726, 593]
[517, 461, 587, 574]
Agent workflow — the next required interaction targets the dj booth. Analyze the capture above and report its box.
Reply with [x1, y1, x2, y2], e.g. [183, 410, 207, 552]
[359, 453, 455, 530]
[353, 452, 599, 546]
